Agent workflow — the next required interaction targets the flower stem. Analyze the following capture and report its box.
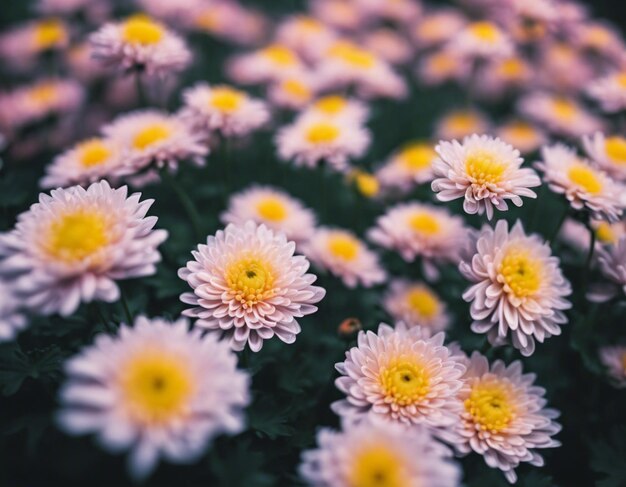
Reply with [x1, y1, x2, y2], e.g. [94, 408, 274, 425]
[582, 223, 597, 292]
[134, 72, 148, 108]
[548, 205, 569, 244]
[159, 166, 204, 240]
[120, 290, 133, 325]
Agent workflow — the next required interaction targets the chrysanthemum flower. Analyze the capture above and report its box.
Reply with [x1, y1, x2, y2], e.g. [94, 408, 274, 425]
[576, 22, 624, 60]
[589, 235, 626, 303]
[0, 281, 27, 342]
[476, 56, 532, 99]
[275, 115, 370, 172]
[417, 49, 470, 86]
[449, 21, 514, 60]
[275, 15, 337, 59]
[536, 143, 625, 222]
[559, 218, 626, 251]
[311, 0, 364, 31]
[586, 70, 626, 113]
[90, 14, 192, 76]
[268, 74, 318, 110]
[599, 345, 626, 388]
[456, 352, 562, 483]
[0, 18, 69, 70]
[496, 120, 547, 155]
[300, 420, 460, 487]
[536, 43, 593, 94]
[178, 221, 325, 352]
[332, 322, 465, 432]
[0, 181, 168, 317]
[383, 280, 450, 334]
[180, 83, 269, 137]
[362, 28, 413, 65]
[102, 110, 208, 174]
[221, 185, 316, 244]
[583, 132, 626, 182]
[303, 94, 369, 124]
[349, 170, 380, 198]
[434, 110, 490, 141]
[354, 0, 421, 23]
[432, 135, 541, 220]
[376, 141, 437, 192]
[412, 9, 467, 49]
[302, 227, 386, 288]
[57, 316, 249, 480]
[227, 43, 303, 85]
[460, 220, 571, 356]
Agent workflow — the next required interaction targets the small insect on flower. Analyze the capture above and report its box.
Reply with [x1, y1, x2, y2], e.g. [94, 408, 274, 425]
[338, 317, 362, 336]
[599, 345, 626, 388]
[57, 316, 249, 480]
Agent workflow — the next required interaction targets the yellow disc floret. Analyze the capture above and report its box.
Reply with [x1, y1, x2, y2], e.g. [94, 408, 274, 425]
[465, 150, 507, 186]
[306, 122, 340, 144]
[225, 257, 275, 308]
[465, 378, 517, 433]
[133, 123, 171, 150]
[379, 358, 430, 406]
[45, 210, 109, 263]
[327, 234, 360, 261]
[348, 445, 407, 487]
[256, 197, 288, 222]
[314, 95, 347, 115]
[122, 15, 165, 45]
[210, 86, 245, 113]
[499, 246, 542, 298]
[77, 139, 111, 168]
[409, 212, 440, 235]
[605, 136, 626, 165]
[568, 163, 603, 194]
[406, 287, 439, 319]
[33, 19, 66, 50]
[399, 143, 435, 171]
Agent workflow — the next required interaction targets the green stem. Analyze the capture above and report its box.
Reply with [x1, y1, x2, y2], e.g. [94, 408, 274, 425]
[582, 223, 597, 292]
[120, 290, 133, 325]
[160, 167, 204, 239]
[548, 205, 569, 244]
[135, 71, 148, 108]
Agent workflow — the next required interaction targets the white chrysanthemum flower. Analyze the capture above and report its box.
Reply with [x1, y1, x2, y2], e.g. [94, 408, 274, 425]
[332, 322, 465, 433]
[457, 352, 562, 483]
[300, 420, 460, 487]
[589, 235, 626, 303]
[536, 143, 625, 222]
[275, 115, 370, 172]
[434, 110, 490, 141]
[383, 280, 450, 334]
[0, 280, 27, 342]
[302, 94, 370, 124]
[90, 14, 191, 76]
[178, 221, 325, 352]
[220, 185, 316, 244]
[376, 141, 437, 192]
[41, 137, 131, 189]
[57, 316, 249, 480]
[599, 345, 626, 388]
[460, 220, 571, 356]
[227, 44, 303, 85]
[496, 120, 547, 155]
[180, 83, 269, 137]
[302, 227, 386, 288]
[583, 132, 626, 182]
[448, 21, 514, 60]
[587, 71, 626, 113]
[102, 110, 208, 174]
[0, 181, 168, 317]
[432, 135, 541, 220]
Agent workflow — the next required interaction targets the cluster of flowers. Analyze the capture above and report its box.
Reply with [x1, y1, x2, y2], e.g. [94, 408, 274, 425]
[1, 0, 626, 484]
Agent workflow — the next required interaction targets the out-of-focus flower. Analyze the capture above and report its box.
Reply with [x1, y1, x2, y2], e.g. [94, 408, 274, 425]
[311, 0, 364, 31]
[300, 420, 460, 487]
[354, 0, 421, 23]
[559, 218, 626, 251]
[178, 221, 325, 352]
[575, 21, 625, 60]
[332, 322, 465, 432]
[432, 135, 541, 220]
[434, 110, 490, 141]
[599, 346, 626, 388]
[0, 281, 27, 342]
[361, 28, 413, 65]
[302, 227, 386, 288]
[37, 0, 104, 16]
[137, 0, 206, 25]
[460, 220, 571, 356]
[0, 181, 168, 317]
[66, 43, 109, 83]
[417, 49, 470, 86]
[496, 120, 547, 155]
[583, 132, 626, 182]
[412, 10, 467, 49]
[383, 280, 450, 334]
[58, 316, 249, 480]
[536, 143, 625, 222]
[587, 71, 626, 113]
[536, 42, 593, 93]
[190, 1, 267, 45]
[349, 170, 380, 198]
[456, 352, 561, 483]
[227, 44, 303, 85]
[376, 141, 437, 192]
[276, 115, 370, 172]
[268, 74, 318, 111]
[496, 0, 557, 44]
[448, 21, 513, 60]
[0, 18, 68, 70]
[90, 14, 192, 77]
[180, 83, 269, 137]
[221, 185, 316, 244]
[303, 94, 369, 124]
[275, 15, 337, 59]
[590, 236, 626, 302]
[476, 55, 533, 98]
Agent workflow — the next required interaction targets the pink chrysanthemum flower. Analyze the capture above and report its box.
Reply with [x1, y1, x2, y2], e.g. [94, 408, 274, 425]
[475, 56, 533, 99]
[460, 220, 571, 356]
[0, 18, 69, 70]
[310, 0, 364, 31]
[599, 345, 626, 388]
[302, 227, 386, 288]
[412, 10, 467, 49]
[432, 135, 541, 220]
[457, 352, 561, 483]
[496, 120, 547, 155]
[57, 316, 249, 480]
[300, 420, 460, 487]
[227, 44, 303, 85]
[589, 235, 626, 303]
[362, 28, 413, 65]
[383, 280, 450, 334]
[178, 221, 325, 352]
[303, 94, 370, 124]
[448, 21, 514, 60]
[221, 185, 316, 244]
[0, 281, 27, 342]
[376, 141, 437, 193]
[583, 132, 626, 182]
[559, 218, 626, 252]
[332, 322, 465, 433]
[275, 115, 370, 172]
[90, 14, 191, 76]
[434, 110, 490, 141]
[0, 181, 168, 317]
[575, 21, 624, 60]
[180, 83, 269, 137]
[536, 143, 625, 222]
[417, 49, 470, 87]
[275, 15, 337, 60]
[268, 74, 318, 111]
[536, 43, 593, 94]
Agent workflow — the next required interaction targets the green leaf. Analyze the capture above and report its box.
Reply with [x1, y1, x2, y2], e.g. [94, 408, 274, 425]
[591, 426, 626, 487]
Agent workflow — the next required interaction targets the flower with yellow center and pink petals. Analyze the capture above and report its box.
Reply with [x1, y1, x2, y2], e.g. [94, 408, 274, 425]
[599, 345, 626, 388]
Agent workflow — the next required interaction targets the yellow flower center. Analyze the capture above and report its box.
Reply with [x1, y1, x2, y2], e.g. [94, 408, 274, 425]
[408, 212, 440, 235]
[329, 42, 376, 69]
[399, 144, 435, 171]
[504, 122, 536, 141]
[225, 257, 275, 307]
[445, 113, 479, 134]
[45, 210, 109, 262]
[605, 136, 626, 164]
[615, 73, 626, 89]
[499, 58, 524, 78]
[595, 222, 617, 244]
[256, 197, 288, 221]
[327, 234, 360, 261]
[121, 352, 193, 425]
[77, 139, 111, 168]
[500, 247, 542, 298]
[469, 21, 501, 42]
[34, 19, 66, 50]
[465, 150, 506, 186]
[122, 15, 164, 45]
[296, 17, 323, 32]
[552, 98, 576, 120]
[210, 86, 244, 113]
[379, 358, 430, 406]
[28, 83, 57, 105]
[262, 45, 297, 66]
[314, 95, 347, 115]
[354, 171, 379, 198]
[568, 163, 603, 194]
[133, 123, 171, 150]
[305, 122, 340, 144]
[282, 79, 311, 100]
[465, 379, 516, 433]
[406, 287, 439, 319]
[348, 445, 407, 487]
[430, 52, 456, 74]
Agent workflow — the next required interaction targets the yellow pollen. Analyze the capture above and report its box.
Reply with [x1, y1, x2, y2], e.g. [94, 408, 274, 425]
[133, 123, 171, 150]
[406, 287, 439, 319]
[465, 379, 516, 433]
[605, 136, 626, 164]
[408, 212, 440, 235]
[256, 197, 287, 221]
[469, 21, 501, 42]
[329, 42, 376, 69]
[314, 95, 347, 115]
[122, 15, 164, 45]
[354, 171, 379, 198]
[282, 79, 311, 100]
[465, 150, 506, 186]
[305, 122, 340, 144]
[33, 19, 66, 50]
[45, 210, 109, 263]
[121, 352, 193, 425]
[595, 222, 616, 244]
[568, 163, 603, 194]
[499, 58, 524, 78]
[499, 247, 542, 298]
[77, 139, 111, 168]
[210, 86, 244, 113]
[379, 358, 430, 406]
[399, 143, 435, 171]
[225, 257, 275, 308]
[262, 45, 297, 66]
[327, 234, 360, 261]
[552, 98, 576, 120]
[348, 445, 407, 487]
[28, 83, 57, 105]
